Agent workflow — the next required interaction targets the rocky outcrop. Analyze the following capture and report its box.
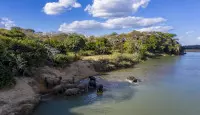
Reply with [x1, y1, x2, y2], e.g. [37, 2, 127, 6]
[126, 76, 141, 83]
[0, 60, 99, 115]
[0, 78, 40, 115]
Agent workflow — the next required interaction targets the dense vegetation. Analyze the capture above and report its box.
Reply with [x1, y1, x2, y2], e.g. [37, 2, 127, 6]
[0, 27, 183, 88]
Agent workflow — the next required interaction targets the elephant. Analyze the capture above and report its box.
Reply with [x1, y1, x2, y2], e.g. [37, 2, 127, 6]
[89, 76, 96, 82]
[52, 85, 65, 95]
[88, 76, 97, 89]
[97, 84, 103, 94]
[64, 88, 80, 96]
[62, 84, 77, 89]
[88, 80, 96, 89]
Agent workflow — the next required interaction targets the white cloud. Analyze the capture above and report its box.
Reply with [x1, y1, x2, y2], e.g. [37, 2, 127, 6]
[105, 17, 166, 28]
[59, 20, 104, 33]
[137, 26, 173, 32]
[43, 0, 81, 15]
[197, 37, 200, 40]
[186, 31, 194, 35]
[85, 0, 150, 18]
[59, 16, 166, 33]
[0, 18, 15, 30]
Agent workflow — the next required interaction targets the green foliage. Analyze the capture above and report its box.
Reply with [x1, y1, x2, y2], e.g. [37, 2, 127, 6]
[0, 41, 15, 88]
[0, 30, 49, 88]
[84, 41, 96, 51]
[124, 40, 137, 53]
[0, 27, 183, 88]
[145, 35, 158, 52]
[53, 54, 70, 65]
[79, 50, 96, 56]
[95, 37, 111, 55]
[64, 34, 86, 53]
[0, 28, 26, 39]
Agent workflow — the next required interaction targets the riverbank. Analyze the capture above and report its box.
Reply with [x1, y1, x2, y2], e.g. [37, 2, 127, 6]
[33, 52, 200, 115]
[0, 53, 177, 115]
[0, 60, 98, 115]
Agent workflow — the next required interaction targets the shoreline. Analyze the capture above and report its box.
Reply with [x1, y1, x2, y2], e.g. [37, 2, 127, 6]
[0, 54, 177, 115]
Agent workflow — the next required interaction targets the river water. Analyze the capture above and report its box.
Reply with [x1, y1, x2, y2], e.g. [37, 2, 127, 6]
[33, 52, 200, 115]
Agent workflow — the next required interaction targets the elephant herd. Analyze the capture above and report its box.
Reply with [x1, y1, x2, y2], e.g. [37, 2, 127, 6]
[43, 76, 104, 96]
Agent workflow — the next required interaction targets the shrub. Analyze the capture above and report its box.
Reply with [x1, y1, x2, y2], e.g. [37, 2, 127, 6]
[0, 42, 16, 88]
[111, 53, 136, 63]
[53, 54, 70, 65]
[0, 66, 15, 88]
[79, 50, 96, 56]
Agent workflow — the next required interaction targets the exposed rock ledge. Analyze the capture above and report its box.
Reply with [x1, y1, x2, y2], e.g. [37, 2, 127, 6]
[0, 78, 40, 115]
[0, 60, 97, 115]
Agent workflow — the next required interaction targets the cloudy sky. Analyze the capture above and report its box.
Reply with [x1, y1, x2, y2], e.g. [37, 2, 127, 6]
[0, 0, 199, 45]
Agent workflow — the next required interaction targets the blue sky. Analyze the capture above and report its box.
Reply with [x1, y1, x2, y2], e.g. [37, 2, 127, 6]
[0, 0, 200, 45]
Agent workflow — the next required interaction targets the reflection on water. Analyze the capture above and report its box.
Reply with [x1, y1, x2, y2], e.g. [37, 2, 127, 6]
[33, 52, 200, 115]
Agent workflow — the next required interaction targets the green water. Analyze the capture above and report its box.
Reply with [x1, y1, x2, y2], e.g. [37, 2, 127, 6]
[33, 52, 200, 115]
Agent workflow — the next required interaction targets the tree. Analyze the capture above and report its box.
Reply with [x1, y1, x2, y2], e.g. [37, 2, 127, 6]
[124, 40, 137, 53]
[65, 34, 86, 56]
[95, 37, 111, 55]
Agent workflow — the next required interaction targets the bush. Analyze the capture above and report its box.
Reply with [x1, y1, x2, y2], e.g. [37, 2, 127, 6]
[0, 66, 15, 88]
[53, 53, 80, 66]
[53, 54, 70, 65]
[79, 50, 96, 56]
[111, 53, 136, 63]
[0, 33, 49, 78]
[0, 42, 16, 88]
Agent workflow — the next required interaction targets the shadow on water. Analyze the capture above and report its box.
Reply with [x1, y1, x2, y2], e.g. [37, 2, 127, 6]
[33, 79, 137, 115]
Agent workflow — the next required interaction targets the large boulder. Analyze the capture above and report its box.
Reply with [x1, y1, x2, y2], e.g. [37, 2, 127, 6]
[64, 88, 80, 96]
[44, 77, 62, 88]
[126, 76, 141, 83]
[15, 104, 35, 115]
[0, 78, 40, 115]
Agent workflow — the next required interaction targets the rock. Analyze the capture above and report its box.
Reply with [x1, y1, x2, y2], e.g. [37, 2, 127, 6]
[64, 88, 80, 96]
[0, 101, 7, 107]
[126, 76, 140, 83]
[16, 104, 35, 115]
[44, 77, 62, 88]
[61, 79, 74, 84]
[62, 84, 77, 89]
[52, 85, 65, 95]
[0, 98, 39, 115]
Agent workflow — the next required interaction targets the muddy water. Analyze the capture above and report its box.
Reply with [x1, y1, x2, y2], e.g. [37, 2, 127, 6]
[33, 52, 200, 115]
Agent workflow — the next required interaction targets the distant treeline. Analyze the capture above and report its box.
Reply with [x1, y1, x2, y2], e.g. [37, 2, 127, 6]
[183, 45, 200, 49]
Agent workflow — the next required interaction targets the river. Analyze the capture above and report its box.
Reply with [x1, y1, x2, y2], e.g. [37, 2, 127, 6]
[33, 52, 200, 115]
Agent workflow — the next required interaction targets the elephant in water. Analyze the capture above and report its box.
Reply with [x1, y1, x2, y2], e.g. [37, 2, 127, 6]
[97, 84, 103, 95]
[88, 76, 97, 89]
[64, 88, 80, 96]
